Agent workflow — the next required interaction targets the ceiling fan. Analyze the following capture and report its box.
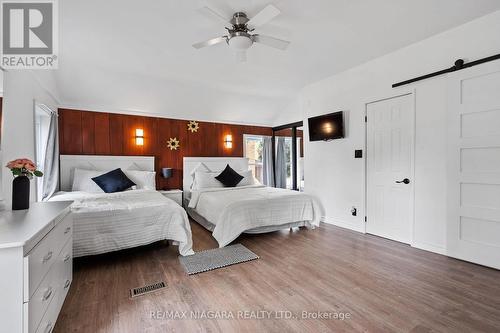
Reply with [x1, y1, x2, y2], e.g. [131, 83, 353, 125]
[193, 2, 290, 61]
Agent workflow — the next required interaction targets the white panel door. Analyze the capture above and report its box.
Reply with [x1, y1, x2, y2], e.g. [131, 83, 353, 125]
[367, 94, 414, 244]
[447, 60, 500, 269]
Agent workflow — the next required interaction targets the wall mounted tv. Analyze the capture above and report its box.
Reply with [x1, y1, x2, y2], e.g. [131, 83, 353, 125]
[308, 111, 345, 141]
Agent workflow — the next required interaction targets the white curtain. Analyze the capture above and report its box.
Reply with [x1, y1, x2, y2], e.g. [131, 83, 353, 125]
[41, 107, 59, 201]
[262, 137, 274, 187]
[275, 137, 287, 189]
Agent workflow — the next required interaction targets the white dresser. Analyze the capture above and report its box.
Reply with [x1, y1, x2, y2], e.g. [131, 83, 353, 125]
[0, 201, 73, 333]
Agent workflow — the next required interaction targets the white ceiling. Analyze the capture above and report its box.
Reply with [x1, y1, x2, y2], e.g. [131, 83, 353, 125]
[57, 0, 500, 125]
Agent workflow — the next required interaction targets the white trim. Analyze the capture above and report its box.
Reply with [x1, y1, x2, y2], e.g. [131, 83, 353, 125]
[57, 104, 274, 128]
[36, 103, 57, 115]
[409, 90, 417, 247]
[412, 242, 446, 256]
[242, 134, 270, 159]
[322, 217, 367, 234]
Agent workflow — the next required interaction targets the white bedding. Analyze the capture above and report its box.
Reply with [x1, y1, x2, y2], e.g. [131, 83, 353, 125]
[49, 190, 194, 256]
[188, 185, 323, 247]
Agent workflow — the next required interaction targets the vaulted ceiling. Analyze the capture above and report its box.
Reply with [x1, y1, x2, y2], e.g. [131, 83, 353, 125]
[56, 0, 500, 125]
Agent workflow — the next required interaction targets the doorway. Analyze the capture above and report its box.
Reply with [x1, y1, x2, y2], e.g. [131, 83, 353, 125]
[366, 93, 415, 244]
[272, 122, 304, 191]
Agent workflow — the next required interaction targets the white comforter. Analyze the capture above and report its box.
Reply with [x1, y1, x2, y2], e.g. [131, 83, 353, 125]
[49, 190, 194, 256]
[189, 185, 323, 247]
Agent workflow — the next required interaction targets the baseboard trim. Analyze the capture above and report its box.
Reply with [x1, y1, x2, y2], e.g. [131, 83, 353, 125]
[411, 241, 446, 256]
[321, 217, 447, 257]
[321, 217, 366, 233]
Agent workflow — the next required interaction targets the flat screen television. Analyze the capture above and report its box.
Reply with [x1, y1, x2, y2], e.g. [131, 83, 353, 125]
[308, 111, 345, 141]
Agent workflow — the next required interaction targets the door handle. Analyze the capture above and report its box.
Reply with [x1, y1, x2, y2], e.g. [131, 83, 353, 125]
[42, 287, 53, 301]
[42, 251, 53, 263]
[396, 178, 410, 184]
[43, 322, 53, 333]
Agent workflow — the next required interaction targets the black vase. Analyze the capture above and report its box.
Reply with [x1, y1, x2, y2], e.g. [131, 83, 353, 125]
[12, 175, 30, 210]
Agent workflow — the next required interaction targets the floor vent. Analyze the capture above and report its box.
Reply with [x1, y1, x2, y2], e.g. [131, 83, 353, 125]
[130, 281, 166, 298]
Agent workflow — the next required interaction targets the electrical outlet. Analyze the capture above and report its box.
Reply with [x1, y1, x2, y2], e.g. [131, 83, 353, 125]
[351, 207, 357, 216]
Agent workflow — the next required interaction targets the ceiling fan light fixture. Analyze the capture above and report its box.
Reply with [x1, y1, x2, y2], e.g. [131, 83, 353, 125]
[192, 3, 290, 57]
[228, 35, 253, 50]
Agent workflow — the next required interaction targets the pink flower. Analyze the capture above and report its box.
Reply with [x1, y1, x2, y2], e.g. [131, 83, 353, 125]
[6, 158, 38, 172]
[25, 163, 37, 172]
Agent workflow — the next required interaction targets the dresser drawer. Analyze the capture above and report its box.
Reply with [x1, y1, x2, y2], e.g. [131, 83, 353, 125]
[27, 265, 58, 333]
[24, 214, 73, 301]
[34, 291, 60, 333]
[55, 238, 73, 312]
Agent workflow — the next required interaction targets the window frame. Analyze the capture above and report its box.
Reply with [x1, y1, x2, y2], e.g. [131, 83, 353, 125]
[243, 134, 271, 184]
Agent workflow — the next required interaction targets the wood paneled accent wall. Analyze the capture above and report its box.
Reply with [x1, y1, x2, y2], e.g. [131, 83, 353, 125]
[58, 109, 273, 190]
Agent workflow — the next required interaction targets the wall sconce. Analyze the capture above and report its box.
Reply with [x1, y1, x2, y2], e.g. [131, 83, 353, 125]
[224, 134, 233, 149]
[135, 128, 144, 146]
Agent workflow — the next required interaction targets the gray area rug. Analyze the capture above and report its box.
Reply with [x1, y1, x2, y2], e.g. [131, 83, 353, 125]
[179, 244, 259, 275]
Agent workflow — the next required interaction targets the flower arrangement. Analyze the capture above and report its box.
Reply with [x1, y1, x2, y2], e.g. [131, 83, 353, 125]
[6, 158, 43, 178]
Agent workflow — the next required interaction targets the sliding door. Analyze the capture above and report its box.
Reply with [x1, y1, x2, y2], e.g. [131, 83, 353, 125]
[273, 128, 304, 190]
[447, 60, 500, 269]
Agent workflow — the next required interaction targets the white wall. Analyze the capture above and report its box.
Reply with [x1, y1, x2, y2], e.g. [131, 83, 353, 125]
[1, 71, 59, 208]
[298, 10, 500, 254]
[0, 70, 4, 208]
[0, 70, 4, 94]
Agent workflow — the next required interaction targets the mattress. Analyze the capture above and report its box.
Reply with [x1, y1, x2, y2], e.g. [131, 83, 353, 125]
[49, 190, 194, 256]
[187, 185, 323, 247]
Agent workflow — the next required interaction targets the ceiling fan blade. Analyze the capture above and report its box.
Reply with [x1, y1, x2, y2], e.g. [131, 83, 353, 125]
[197, 6, 231, 24]
[192, 36, 227, 49]
[252, 34, 290, 50]
[247, 4, 280, 28]
[235, 51, 247, 62]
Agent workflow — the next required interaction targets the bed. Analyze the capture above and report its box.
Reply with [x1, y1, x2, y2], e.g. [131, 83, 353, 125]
[49, 155, 194, 257]
[183, 157, 323, 247]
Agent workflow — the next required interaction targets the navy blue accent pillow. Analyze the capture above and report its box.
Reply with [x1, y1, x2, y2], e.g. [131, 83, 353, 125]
[215, 164, 244, 187]
[92, 168, 136, 193]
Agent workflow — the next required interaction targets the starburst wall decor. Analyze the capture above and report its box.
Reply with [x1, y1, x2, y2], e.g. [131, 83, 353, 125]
[167, 137, 180, 150]
[187, 120, 199, 133]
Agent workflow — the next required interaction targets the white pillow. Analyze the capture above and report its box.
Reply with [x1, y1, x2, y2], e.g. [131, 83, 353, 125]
[189, 162, 211, 178]
[190, 163, 212, 189]
[192, 171, 224, 190]
[71, 168, 105, 193]
[124, 170, 156, 190]
[237, 170, 255, 186]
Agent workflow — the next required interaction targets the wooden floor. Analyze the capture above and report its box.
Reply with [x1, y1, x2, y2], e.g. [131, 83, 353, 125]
[54, 221, 500, 333]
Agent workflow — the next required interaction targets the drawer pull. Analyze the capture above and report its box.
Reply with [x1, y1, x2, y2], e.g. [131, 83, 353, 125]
[42, 287, 53, 301]
[64, 226, 71, 234]
[63, 254, 71, 262]
[42, 251, 53, 263]
[64, 279, 71, 289]
[43, 322, 53, 333]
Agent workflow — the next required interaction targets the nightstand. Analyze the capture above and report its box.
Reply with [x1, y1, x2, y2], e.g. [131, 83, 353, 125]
[158, 189, 183, 206]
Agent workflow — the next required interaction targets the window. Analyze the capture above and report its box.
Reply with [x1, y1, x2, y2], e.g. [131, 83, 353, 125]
[243, 134, 266, 183]
[34, 105, 51, 201]
[244, 133, 303, 189]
